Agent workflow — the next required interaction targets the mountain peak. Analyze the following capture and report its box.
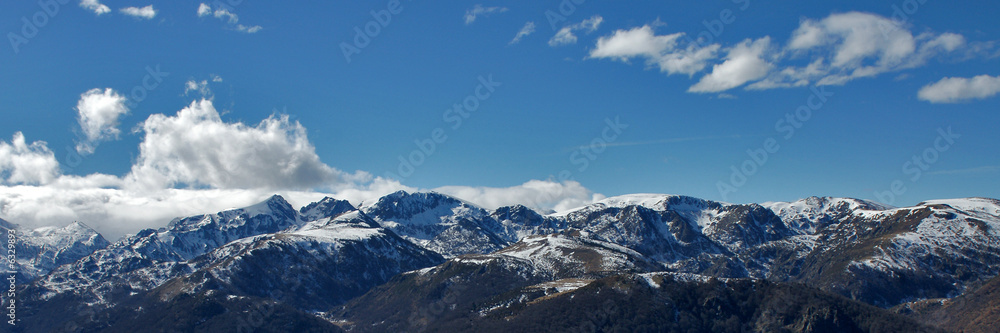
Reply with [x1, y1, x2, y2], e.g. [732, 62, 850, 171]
[300, 197, 356, 222]
[365, 191, 475, 220]
[550, 193, 722, 218]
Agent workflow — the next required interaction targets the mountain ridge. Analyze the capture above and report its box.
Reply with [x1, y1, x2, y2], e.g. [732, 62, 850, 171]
[5, 191, 999, 332]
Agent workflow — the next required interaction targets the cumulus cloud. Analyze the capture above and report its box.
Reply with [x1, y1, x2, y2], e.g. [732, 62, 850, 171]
[126, 99, 342, 190]
[549, 16, 603, 47]
[509, 22, 535, 45]
[120, 5, 157, 19]
[0, 133, 60, 186]
[79, 0, 110, 15]
[75, 88, 129, 155]
[464, 4, 507, 25]
[689, 37, 773, 93]
[589, 25, 720, 76]
[917, 74, 1000, 103]
[789, 12, 915, 68]
[435, 180, 604, 213]
[197, 3, 263, 33]
[590, 12, 984, 93]
[768, 12, 973, 87]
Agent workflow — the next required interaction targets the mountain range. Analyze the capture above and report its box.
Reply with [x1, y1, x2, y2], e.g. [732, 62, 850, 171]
[3, 192, 999, 332]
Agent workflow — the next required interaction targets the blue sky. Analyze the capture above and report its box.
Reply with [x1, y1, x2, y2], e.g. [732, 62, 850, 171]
[1, 0, 999, 236]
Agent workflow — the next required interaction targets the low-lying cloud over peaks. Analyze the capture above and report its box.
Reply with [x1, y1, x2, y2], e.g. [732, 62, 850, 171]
[0, 133, 60, 186]
[0, 92, 606, 238]
[435, 179, 604, 213]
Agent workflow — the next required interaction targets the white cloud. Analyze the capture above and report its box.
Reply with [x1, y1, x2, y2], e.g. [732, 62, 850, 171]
[120, 5, 157, 19]
[464, 4, 507, 25]
[918, 74, 1000, 103]
[212, 8, 239, 24]
[197, 3, 212, 17]
[589, 25, 720, 76]
[0, 187, 296, 240]
[75, 88, 129, 155]
[236, 24, 263, 34]
[0, 177, 604, 240]
[689, 37, 773, 93]
[509, 21, 535, 45]
[549, 16, 603, 47]
[79, 0, 110, 15]
[197, 3, 262, 33]
[590, 12, 983, 93]
[184, 79, 212, 97]
[211, 75, 224, 82]
[126, 99, 343, 190]
[435, 180, 604, 213]
[772, 12, 971, 88]
[0, 133, 60, 186]
[789, 12, 915, 68]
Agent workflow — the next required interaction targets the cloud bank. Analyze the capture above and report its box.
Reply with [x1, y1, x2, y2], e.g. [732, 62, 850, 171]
[1, 96, 603, 239]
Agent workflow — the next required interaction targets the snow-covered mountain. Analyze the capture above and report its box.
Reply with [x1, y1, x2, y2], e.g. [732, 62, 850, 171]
[9, 191, 1000, 332]
[0, 219, 109, 281]
[361, 191, 514, 257]
[763, 196, 892, 233]
[330, 232, 666, 331]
